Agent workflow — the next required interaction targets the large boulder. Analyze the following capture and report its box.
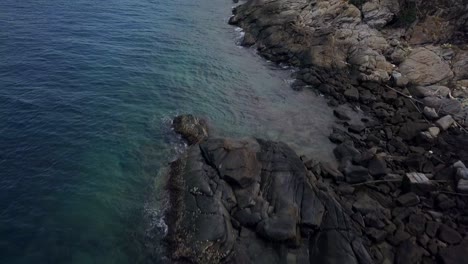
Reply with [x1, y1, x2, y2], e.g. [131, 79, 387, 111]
[399, 46, 454, 86]
[361, 0, 400, 29]
[166, 133, 372, 263]
[231, 0, 393, 83]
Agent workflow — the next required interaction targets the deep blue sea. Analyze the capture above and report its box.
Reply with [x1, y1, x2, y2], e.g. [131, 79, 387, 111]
[0, 0, 335, 263]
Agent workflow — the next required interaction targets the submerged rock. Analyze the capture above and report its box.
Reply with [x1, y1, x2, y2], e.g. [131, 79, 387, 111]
[172, 114, 209, 145]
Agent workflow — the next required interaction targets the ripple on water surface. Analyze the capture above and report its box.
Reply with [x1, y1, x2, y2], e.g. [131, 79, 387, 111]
[0, 0, 335, 263]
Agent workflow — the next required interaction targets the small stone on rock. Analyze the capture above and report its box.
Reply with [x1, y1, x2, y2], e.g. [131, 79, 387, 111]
[435, 115, 455, 131]
[423, 106, 439, 120]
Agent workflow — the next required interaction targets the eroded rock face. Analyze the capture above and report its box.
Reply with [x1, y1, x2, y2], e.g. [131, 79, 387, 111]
[166, 137, 371, 263]
[398, 46, 454, 86]
[230, 0, 393, 83]
[172, 114, 209, 145]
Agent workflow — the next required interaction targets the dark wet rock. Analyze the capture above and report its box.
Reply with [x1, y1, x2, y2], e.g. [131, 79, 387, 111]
[436, 194, 457, 210]
[392, 207, 416, 222]
[343, 162, 371, 184]
[320, 162, 345, 182]
[333, 105, 351, 121]
[439, 239, 468, 264]
[407, 214, 426, 236]
[399, 122, 430, 140]
[438, 224, 462, 244]
[367, 228, 387, 242]
[344, 87, 360, 101]
[291, 79, 307, 91]
[329, 132, 346, 144]
[200, 138, 261, 188]
[172, 114, 209, 145]
[395, 240, 424, 264]
[348, 123, 366, 134]
[167, 128, 371, 263]
[426, 221, 440, 238]
[334, 141, 361, 163]
[397, 192, 420, 206]
[389, 226, 412, 246]
[368, 155, 388, 177]
[353, 193, 385, 215]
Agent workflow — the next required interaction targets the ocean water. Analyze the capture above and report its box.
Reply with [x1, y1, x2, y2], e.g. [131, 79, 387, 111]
[0, 0, 335, 263]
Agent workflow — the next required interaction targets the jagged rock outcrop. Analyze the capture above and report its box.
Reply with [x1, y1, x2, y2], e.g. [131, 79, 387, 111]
[229, 0, 468, 91]
[172, 114, 209, 145]
[398, 46, 454, 86]
[166, 117, 373, 263]
[230, 0, 393, 83]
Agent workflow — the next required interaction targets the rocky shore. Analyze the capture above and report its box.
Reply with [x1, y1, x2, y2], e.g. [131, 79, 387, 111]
[163, 0, 468, 263]
[166, 114, 467, 264]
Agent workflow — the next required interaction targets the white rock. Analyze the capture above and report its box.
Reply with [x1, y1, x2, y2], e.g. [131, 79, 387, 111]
[428, 127, 440, 137]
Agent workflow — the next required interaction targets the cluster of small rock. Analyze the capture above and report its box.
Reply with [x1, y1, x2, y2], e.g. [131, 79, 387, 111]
[301, 141, 468, 264]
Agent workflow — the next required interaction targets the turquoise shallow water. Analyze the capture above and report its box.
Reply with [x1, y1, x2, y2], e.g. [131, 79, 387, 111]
[0, 0, 335, 263]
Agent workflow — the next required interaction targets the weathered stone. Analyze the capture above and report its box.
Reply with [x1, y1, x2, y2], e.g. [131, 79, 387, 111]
[423, 106, 439, 120]
[395, 240, 424, 264]
[367, 228, 387, 242]
[402, 172, 435, 195]
[399, 46, 454, 86]
[353, 194, 385, 215]
[201, 138, 261, 188]
[425, 96, 462, 115]
[362, 0, 397, 28]
[438, 224, 462, 244]
[368, 155, 388, 177]
[436, 194, 457, 210]
[334, 141, 360, 162]
[333, 105, 352, 120]
[399, 122, 430, 140]
[409, 85, 451, 98]
[344, 163, 371, 184]
[173, 114, 209, 145]
[392, 71, 409, 87]
[321, 162, 345, 182]
[457, 179, 468, 194]
[435, 115, 455, 131]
